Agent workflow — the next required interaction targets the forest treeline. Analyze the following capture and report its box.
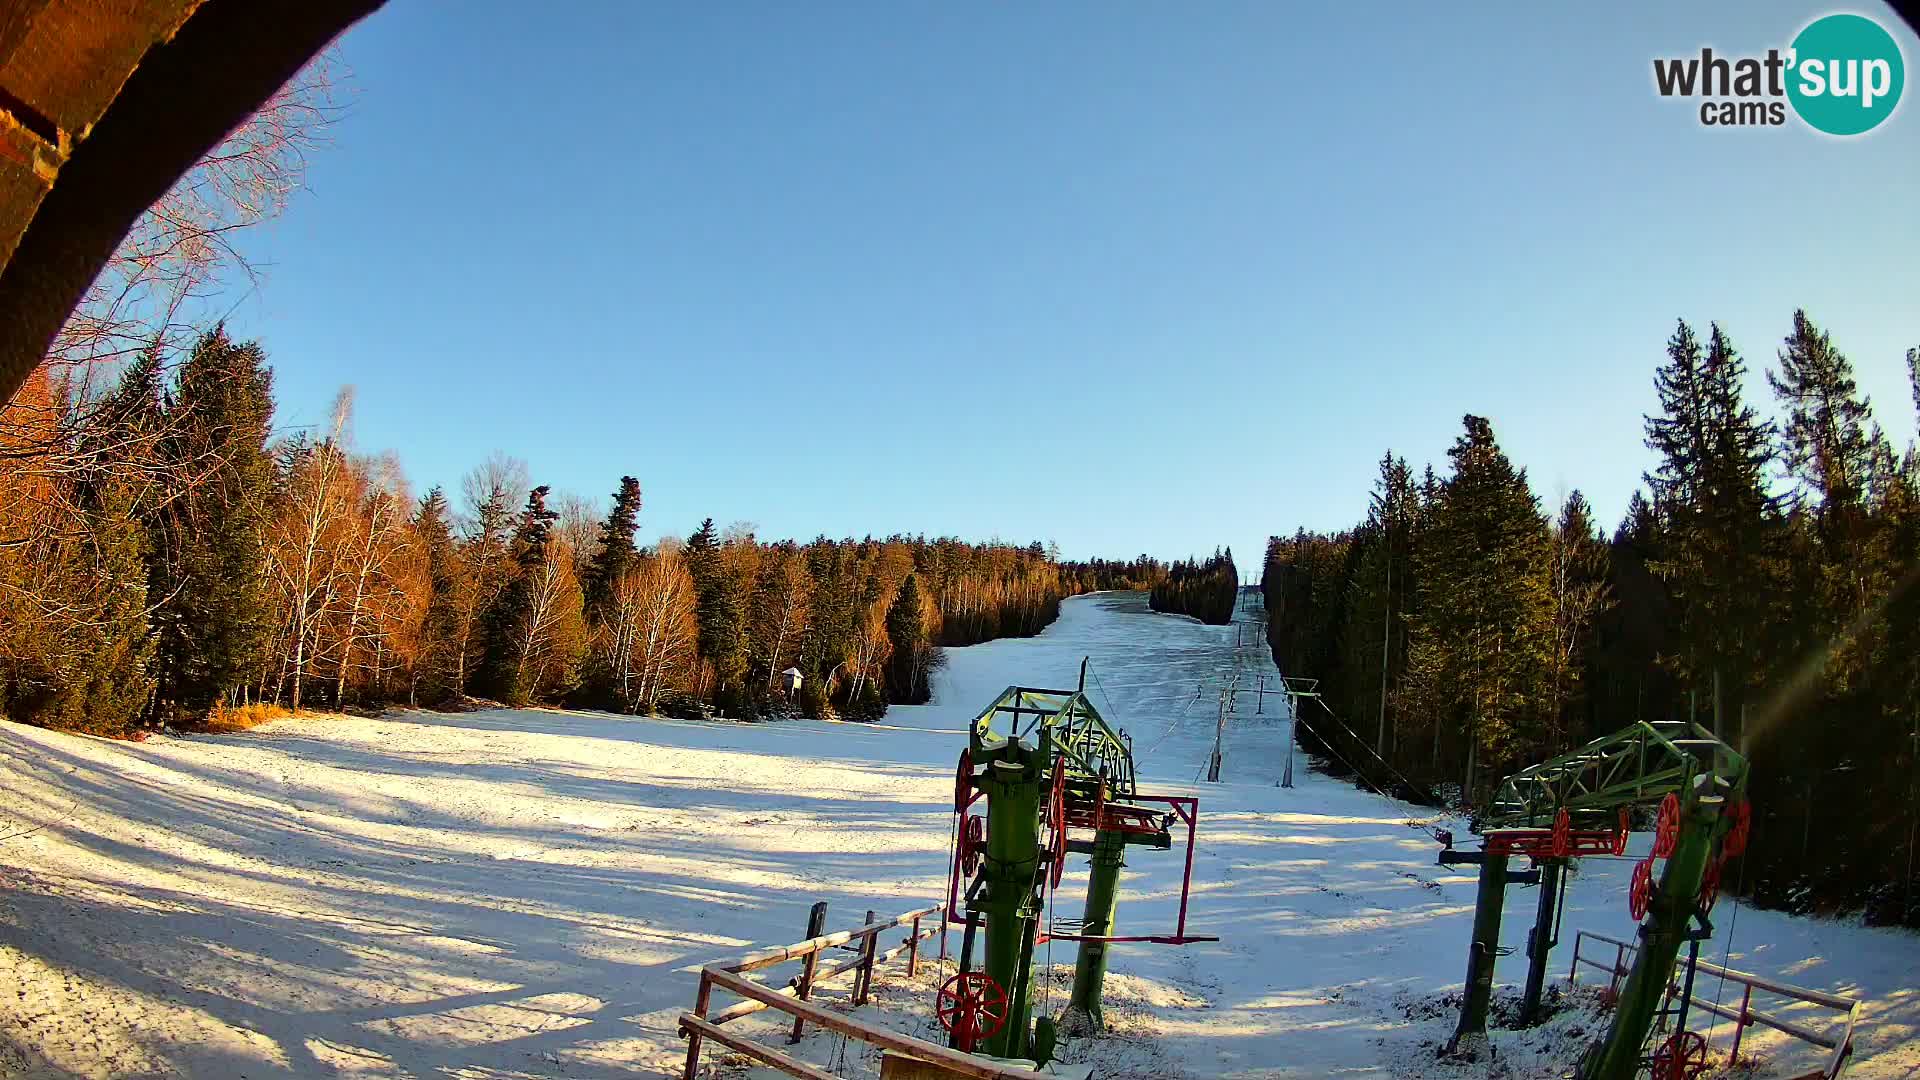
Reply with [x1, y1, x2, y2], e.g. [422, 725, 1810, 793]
[1148, 549, 1239, 624]
[0, 330, 1177, 735]
[1263, 311, 1920, 923]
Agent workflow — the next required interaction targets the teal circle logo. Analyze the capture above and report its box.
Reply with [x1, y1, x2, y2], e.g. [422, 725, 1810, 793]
[1787, 14, 1904, 135]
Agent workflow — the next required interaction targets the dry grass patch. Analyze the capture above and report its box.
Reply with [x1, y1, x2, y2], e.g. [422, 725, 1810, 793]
[197, 703, 298, 733]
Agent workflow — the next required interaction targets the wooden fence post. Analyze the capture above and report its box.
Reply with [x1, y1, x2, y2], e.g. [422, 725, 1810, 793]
[854, 909, 879, 1005]
[908, 915, 922, 977]
[789, 901, 829, 1043]
[683, 970, 714, 1080]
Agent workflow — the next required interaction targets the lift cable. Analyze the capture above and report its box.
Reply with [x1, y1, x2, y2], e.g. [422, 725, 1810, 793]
[1708, 844, 1750, 1044]
[1287, 706, 1390, 798]
[1311, 695, 1442, 805]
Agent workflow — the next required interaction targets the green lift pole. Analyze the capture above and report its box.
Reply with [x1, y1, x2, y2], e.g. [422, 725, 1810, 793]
[1441, 848, 1540, 1050]
[1066, 822, 1127, 1029]
[1448, 717, 1748, 1068]
[958, 679, 1188, 1062]
[1452, 849, 1510, 1049]
[1580, 793, 1721, 1080]
[1519, 857, 1564, 1026]
[971, 733, 1048, 1060]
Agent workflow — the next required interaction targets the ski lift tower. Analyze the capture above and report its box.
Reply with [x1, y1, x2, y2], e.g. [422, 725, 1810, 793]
[943, 661, 1216, 1063]
[1435, 719, 1751, 1080]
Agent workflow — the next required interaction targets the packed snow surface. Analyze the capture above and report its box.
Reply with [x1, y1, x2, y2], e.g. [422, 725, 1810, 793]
[2, 592, 1916, 1078]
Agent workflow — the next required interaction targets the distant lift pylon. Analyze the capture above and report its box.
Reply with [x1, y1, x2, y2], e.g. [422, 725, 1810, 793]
[1435, 718, 1751, 1080]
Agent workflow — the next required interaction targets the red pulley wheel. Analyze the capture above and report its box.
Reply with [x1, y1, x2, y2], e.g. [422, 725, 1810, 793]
[1613, 806, 1631, 857]
[954, 749, 973, 814]
[960, 813, 985, 877]
[1724, 799, 1752, 858]
[1653, 793, 1681, 859]
[1697, 858, 1721, 915]
[936, 971, 1008, 1053]
[1650, 1030, 1707, 1080]
[1629, 857, 1655, 921]
[1551, 807, 1571, 858]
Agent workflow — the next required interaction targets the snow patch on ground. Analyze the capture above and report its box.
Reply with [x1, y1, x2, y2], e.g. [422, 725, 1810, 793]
[1, 592, 1917, 1078]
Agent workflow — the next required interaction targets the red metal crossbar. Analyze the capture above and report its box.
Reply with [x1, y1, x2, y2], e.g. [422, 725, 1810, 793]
[1036, 933, 1219, 944]
[1484, 828, 1620, 858]
[1036, 794, 1218, 946]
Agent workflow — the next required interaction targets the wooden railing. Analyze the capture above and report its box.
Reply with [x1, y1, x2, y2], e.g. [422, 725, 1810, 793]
[1568, 929, 1861, 1078]
[679, 901, 1050, 1080]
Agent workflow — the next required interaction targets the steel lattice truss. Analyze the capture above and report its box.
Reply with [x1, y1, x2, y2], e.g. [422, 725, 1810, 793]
[971, 685, 1136, 798]
[1484, 719, 1749, 831]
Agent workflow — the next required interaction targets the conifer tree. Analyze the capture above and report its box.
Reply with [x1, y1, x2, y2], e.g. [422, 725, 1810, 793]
[1770, 311, 1878, 523]
[1769, 312, 1898, 685]
[149, 328, 276, 719]
[1908, 347, 1920, 427]
[477, 485, 557, 706]
[1643, 320, 1782, 721]
[684, 517, 748, 707]
[885, 572, 934, 705]
[1546, 490, 1610, 746]
[1409, 415, 1553, 791]
[41, 482, 158, 735]
[582, 476, 642, 621]
[412, 487, 468, 705]
[1345, 453, 1414, 753]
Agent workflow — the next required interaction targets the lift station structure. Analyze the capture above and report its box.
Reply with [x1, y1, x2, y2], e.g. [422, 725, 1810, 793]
[1437, 718, 1752, 1080]
[939, 664, 1215, 1064]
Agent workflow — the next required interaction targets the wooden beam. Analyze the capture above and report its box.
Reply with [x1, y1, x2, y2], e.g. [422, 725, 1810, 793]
[679, 1015, 839, 1080]
[704, 968, 1051, 1080]
[727, 906, 939, 974]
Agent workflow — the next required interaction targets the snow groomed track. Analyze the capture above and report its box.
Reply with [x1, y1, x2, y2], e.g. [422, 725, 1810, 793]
[1, 592, 1916, 1078]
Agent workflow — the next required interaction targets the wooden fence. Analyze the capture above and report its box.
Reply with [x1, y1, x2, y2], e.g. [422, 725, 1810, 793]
[679, 900, 1052, 1080]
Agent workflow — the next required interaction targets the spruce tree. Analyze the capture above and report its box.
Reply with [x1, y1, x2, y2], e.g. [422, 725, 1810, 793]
[685, 517, 747, 707]
[149, 328, 276, 719]
[1643, 320, 1782, 717]
[885, 572, 933, 705]
[1907, 347, 1920, 438]
[1408, 415, 1554, 791]
[1547, 490, 1610, 747]
[40, 482, 158, 736]
[413, 487, 467, 705]
[477, 485, 556, 706]
[1770, 311, 1877, 522]
[1768, 311, 1898, 686]
[582, 476, 642, 621]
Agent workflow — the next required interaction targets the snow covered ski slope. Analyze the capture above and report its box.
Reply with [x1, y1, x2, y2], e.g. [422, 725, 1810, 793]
[2, 592, 1917, 1078]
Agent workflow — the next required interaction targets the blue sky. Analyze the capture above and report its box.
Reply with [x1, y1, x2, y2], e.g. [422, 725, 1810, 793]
[226, 2, 1920, 574]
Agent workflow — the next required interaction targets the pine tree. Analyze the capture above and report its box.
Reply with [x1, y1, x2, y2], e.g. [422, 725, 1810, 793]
[477, 485, 557, 706]
[1769, 311, 1898, 688]
[1643, 320, 1782, 722]
[684, 517, 747, 707]
[412, 487, 468, 705]
[149, 328, 276, 719]
[1770, 311, 1878, 523]
[1408, 415, 1554, 792]
[576, 476, 643, 707]
[38, 481, 158, 735]
[1346, 452, 1414, 754]
[581, 476, 642, 621]
[1546, 490, 1610, 748]
[885, 572, 933, 706]
[1908, 348, 1920, 430]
